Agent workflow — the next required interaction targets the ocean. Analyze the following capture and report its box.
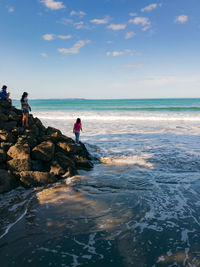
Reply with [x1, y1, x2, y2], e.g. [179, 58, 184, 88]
[1, 98, 200, 266]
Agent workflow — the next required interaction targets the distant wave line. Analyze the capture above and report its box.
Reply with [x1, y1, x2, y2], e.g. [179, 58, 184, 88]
[36, 114, 200, 122]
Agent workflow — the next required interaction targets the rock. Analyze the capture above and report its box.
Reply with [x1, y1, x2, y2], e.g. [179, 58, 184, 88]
[17, 135, 38, 148]
[62, 167, 78, 178]
[0, 130, 15, 143]
[0, 169, 18, 193]
[0, 112, 8, 121]
[0, 99, 93, 193]
[57, 141, 82, 155]
[75, 156, 94, 170]
[55, 152, 75, 170]
[0, 163, 6, 169]
[7, 144, 31, 172]
[31, 160, 45, 171]
[0, 99, 11, 109]
[32, 141, 55, 162]
[34, 117, 46, 132]
[2, 121, 17, 131]
[24, 124, 39, 136]
[0, 148, 7, 163]
[12, 107, 22, 116]
[46, 126, 62, 136]
[19, 171, 56, 188]
[11, 127, 25, 137]
[50, 160, 65, 176]
[0, 142, 13, 152]
[8, 111, 19, 122]
[7, 143, 30, 159]
[7, 158, 31, 172]
[46, 127, 63, 143]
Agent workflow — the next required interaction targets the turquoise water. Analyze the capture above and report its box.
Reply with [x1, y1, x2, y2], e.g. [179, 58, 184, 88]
[1, 98, 200, 266]
[13, 98, 200, 112]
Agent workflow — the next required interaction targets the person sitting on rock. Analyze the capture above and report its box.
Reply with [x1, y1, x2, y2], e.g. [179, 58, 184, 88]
[20, 92, 31, 127]
[0, 85, 12, 104]
[73, 118, 82, 144]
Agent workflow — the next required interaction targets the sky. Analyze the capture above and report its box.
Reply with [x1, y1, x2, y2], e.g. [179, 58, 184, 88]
[0, 0, 200, 99]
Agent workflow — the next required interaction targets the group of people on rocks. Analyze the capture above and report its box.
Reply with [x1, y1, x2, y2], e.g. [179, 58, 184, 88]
[0, 85, 82, 143]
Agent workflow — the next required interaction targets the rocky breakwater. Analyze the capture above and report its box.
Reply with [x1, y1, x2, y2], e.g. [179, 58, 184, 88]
[0, 100, 93, 194]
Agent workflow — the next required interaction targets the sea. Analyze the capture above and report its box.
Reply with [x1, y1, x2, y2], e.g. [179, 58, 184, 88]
[1, 98, 200, 267]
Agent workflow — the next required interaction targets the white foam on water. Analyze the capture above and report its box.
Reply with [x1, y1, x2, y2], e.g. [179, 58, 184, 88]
[0, 208, 27, 240]
[101, 154, 153, 169]
[33, 111, 200, 122]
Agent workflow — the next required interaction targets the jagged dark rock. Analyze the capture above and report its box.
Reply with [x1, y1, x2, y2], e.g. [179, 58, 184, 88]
[0, 169, 18, 193]
[32, 141, 55, 162]
[18, 171, 56, 188]
[0, 99, 94, 192]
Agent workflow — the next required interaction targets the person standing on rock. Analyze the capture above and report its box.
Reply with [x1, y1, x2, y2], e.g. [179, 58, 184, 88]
[0, 85, 12, 104]
[20, 92, 31, 127]
[73, 118, 82, 144]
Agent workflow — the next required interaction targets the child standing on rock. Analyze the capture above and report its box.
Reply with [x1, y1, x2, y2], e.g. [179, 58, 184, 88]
[20, 92, 31, 127]
[73, 118, 82, 144]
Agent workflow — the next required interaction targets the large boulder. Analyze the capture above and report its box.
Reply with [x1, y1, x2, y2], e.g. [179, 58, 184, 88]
[75, 156, 94, 170]
[7, 143, 30, 159]
[55, 152, 75, 170]
[7, 158, 31, 172]
[7, 144, 31, 172]
[0, 130, 15, 143]
[2, 121, 17, 131]
[0, 99, 11, 109]
[34, 117, 46, 132]
[0, 148, 6, 163]
[57, 141, 82, 155]
[0, 112, 8, 122]
[17, 135, 38, 148]
[19, 171, 56, 188]
[24, 124, 39, 136]
[50, 160, 65, 176]
[32, 141, 55, 162]
[8, 111, 19, 122]
[0, 169, 18, 193]
[11, 127, 25, 137]
[0, 142, 13, 152]
[31, 160, 45, 171]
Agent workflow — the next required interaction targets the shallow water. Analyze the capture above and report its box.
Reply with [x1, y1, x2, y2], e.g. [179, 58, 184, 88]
[1, 100, 200, 266]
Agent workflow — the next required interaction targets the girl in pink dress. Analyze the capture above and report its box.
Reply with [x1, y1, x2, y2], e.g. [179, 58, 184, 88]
[73, 118, 82, 144]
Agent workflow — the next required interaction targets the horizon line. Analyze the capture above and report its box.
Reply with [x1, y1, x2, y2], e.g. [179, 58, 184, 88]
[13, 97, 200, 101]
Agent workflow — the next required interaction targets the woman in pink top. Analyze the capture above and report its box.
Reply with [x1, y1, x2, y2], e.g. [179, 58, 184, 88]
[73, 118, 82, 144]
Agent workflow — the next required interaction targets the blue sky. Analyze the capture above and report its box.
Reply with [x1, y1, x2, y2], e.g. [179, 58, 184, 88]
[0, 0, 200, 99]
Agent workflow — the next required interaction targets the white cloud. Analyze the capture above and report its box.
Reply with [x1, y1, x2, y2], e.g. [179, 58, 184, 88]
[129, 17, 151, 31]
[107, 24, 126, 30]
[107, 51, 124, 57]
[74, 21, 90, 29]
[41, 53, 48, 57]
[43, 34, 55, 41]
[59, 18, 89, 29]
[107, 49, 134, 57]
[59, 18, 73, 25]
[122, 63, 145, 68]
[125, 32, 135, 39]
[90, 17, 109, 24]
[8, 7, 14, 13]
[175, 15, 188, 24]
[41, 0, 65, 10]
[141, 3, 162, 12]
[58, 40, 91, 54]
[70, 10, 86, 17]
[129, 12, 137, 17]
[58, 35, 72, 39]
